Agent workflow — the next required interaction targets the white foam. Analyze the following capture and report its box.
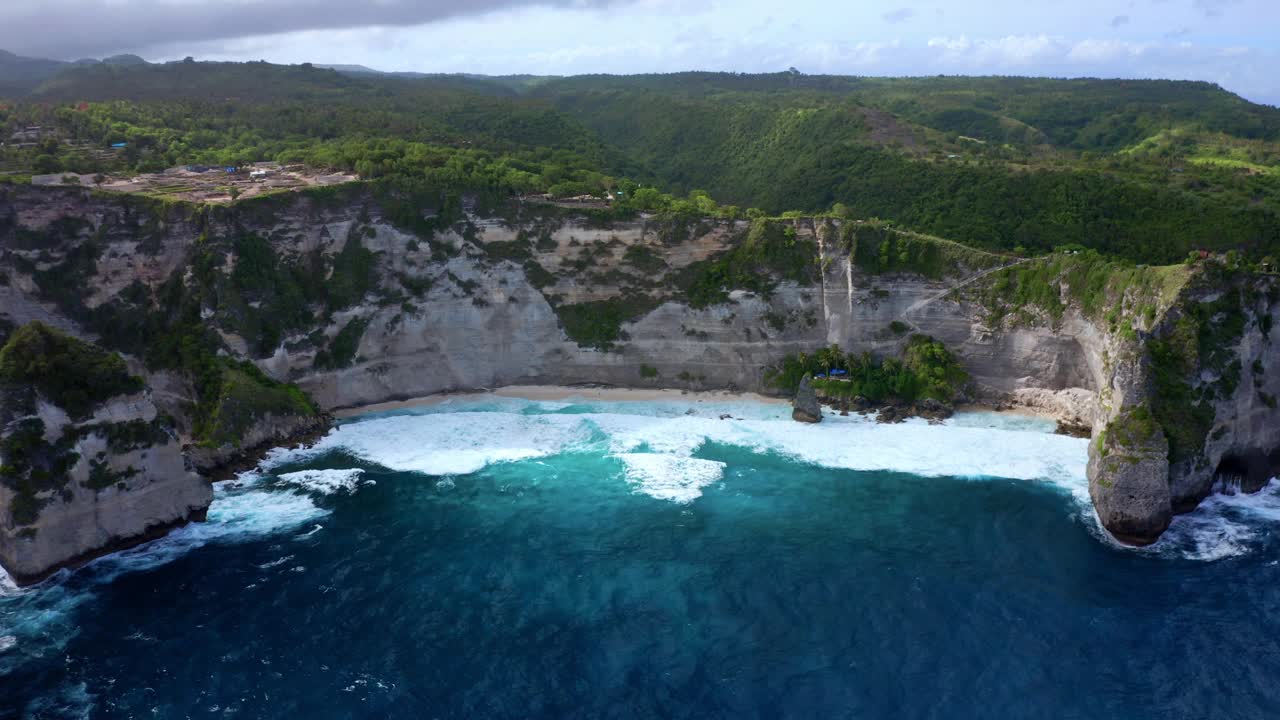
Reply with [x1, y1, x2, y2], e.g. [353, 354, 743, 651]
[0, 568, 19, 598]
[81, 480, 328, 582]
[0, 635, 16, 652]
[590, 410, 1089, 486]
[0, 476, 330, 673]
[277, 469, 369, 495]
[314, 404, 1089, 492]
[295, 524, 324, 540]
[275, 412, 593, 476]
[617, 454, 726, 503]
[1150, 478, 1280, 561]
[257, 555, 294, 570]
[945, 411, 1059, 434]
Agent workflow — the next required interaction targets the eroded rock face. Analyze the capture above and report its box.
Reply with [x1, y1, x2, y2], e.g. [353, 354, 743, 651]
[0, 393, 212, 584]
[792, 374, 822, 423]
[1087, 412, 1172, 545]
[185, 412, 331, 477]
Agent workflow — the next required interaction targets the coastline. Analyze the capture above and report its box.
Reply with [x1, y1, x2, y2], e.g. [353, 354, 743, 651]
[330, 384, 1066, 424]
[332, 385, 790, 418]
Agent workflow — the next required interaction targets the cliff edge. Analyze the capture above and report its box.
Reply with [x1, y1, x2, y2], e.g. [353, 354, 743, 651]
[0, 322, 211, 584]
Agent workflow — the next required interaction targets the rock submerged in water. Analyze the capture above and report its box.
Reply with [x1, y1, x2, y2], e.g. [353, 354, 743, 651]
[792, 374, 822, 423]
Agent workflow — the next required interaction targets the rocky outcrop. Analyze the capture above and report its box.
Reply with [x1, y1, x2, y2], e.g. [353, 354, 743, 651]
[1011, 387, 1096, 429]
[0, 384, 212, 585]
[186, 411, 331, 478]
[1081, 268, 1280, 543]
[1087, 408, 1172, 545]
[792, 374, 822, 423]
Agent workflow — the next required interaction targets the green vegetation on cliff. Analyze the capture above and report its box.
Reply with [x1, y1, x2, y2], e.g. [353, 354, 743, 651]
[767, 336, 968, 404]
[840, 222, 1005, 278]
[554, 295, 660, 351]
[1145, 263, 1263, 465]
[196, 364, 317, 448]
[977, 249, 1191, 334]
[1097, 406, 1161, 458]
[313, 318, 369, 370]
[0, 418, 79, 526]
[679, 219, 818, 307]
[0, 322, 143, 419]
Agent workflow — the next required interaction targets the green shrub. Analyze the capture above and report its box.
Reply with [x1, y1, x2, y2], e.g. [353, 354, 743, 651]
[197, 364, 317, 448]
[623, 244, 668, 274]
[844, 223, 1002, 278]
[0, 322, 143, 419]
[313, 317, 368, 370]
[0, 418, 80, 525]
[678, 219, 817, 307]
[555, 296, 658, 350]
[1103, 406, 1160, 449]
[766, 335, 967, 403]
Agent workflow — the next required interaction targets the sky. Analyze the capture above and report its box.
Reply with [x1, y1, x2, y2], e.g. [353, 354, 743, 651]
[1, 0, 1277, 105]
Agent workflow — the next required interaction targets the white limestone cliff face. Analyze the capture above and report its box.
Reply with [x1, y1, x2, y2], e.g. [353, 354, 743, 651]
[0, 392, 211, 584]
[232, 213, 1103, 411]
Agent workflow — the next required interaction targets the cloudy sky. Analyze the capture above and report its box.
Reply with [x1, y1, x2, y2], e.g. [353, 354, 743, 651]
[2, 0, 1277, 105]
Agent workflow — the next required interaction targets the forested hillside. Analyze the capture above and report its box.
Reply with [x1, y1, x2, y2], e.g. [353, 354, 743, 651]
[2, 57, 1278, 263]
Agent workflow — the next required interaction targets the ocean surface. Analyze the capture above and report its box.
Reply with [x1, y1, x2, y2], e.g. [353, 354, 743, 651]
[3, 397, 1280, 719]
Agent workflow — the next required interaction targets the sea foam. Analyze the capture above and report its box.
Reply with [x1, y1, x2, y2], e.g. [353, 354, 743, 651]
[277, 468, 370, 495]
[278, 412, 594, 476]
[1151, 478, 1280, 561]
[298, 402, 1089, 488]
[618, 454, 726, 503]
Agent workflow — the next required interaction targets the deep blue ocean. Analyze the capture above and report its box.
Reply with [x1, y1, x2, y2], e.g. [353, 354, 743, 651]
[3, 397, 1279, 719]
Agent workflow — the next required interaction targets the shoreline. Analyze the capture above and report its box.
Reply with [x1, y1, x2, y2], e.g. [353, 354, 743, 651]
[332, 384, 1066, 423]
[334, 385, 788, 417]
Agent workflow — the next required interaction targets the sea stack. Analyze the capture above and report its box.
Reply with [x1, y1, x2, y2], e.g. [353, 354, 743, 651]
[792, 374, 822, 424]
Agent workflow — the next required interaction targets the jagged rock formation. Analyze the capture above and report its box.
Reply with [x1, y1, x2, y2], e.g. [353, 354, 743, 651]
[792, 374, 822, 423]
[0, 323, 211, 584]
[1083, 267, 1280, 543]
[1, 184, 1277, 564]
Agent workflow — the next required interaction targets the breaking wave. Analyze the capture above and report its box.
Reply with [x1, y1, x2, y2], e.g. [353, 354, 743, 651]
[278, 400, 1088, 486]
[277, 468, 371, 495]
[1148, 479, 1280, 561]
[0, 475, 327, 677]
[618, 453, 727, 503]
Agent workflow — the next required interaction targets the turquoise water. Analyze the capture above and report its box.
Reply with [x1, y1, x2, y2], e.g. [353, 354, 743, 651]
[3, 398, 1280, 718]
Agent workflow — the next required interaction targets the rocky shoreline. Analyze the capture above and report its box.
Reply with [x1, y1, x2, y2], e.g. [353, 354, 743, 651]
[5, 507, 208, 587]
[186, 413, 335, 482]
[796, 371, 1091, 435]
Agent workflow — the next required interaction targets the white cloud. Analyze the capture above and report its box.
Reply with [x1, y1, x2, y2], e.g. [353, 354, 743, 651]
[1067, 39, 1152, 62]
[928, 34, 1062, 67]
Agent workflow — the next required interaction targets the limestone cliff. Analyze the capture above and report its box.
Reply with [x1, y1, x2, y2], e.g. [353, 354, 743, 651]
[1, 184, 1277, 564]
[0, 323, 211, 584]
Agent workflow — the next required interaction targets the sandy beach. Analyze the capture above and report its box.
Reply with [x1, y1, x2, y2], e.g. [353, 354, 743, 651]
[333, 385, 789, 418]
[332, 385, 1066, 424]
